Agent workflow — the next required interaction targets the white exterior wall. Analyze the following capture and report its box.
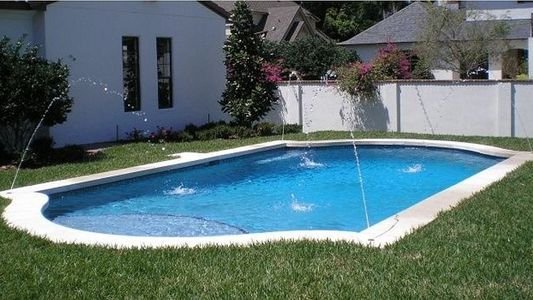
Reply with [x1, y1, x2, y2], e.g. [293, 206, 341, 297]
[275, 81, 533, 138]
[0, 10, 35, 41]
[529, 38, 533, 79]
[513, 83, 533, 137]
[40, 1, 226, 146]
[488, 55, 503, 80]
[397, 82, 499, 135]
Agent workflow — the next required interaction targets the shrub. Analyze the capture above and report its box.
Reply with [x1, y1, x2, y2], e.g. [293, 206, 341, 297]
[126, 128, 146, 142]
[125, 122, 301, 143]
[29, 137, 55, 163]
[281, 124, 303, 134]
[254, 122, 275, 136]
[276, 37, 358, 80]
[336, 62, 378, 100]
[411, 57, 435, 80]
[52, 145, 86, 163]
[371, 42, 411, 80]
[0, 36, 73, 155]
[148, 126, 174, 144]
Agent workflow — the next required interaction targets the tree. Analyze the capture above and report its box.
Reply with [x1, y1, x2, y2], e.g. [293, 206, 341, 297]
[415, 5, 510, 79]
[301, 1, 408, 42]
[277, 37, 358, 80]
[0, 37, 73, 155]
[219, 1, 278, 127]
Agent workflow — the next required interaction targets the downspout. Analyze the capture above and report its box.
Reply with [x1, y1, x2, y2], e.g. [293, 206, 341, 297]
[529, 13, 533, 79]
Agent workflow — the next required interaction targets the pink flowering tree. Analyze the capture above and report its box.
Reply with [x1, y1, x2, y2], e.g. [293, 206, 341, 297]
[372, 42, 411, 80]
[336, 61, 378, 100]
[337, 42, 413, 100]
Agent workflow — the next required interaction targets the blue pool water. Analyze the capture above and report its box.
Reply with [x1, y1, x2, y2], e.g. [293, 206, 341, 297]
[45, 146, 503, 237]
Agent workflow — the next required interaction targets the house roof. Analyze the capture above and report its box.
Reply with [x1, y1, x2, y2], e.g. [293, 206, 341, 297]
[339, 2, 429, 46]
[0, 1, 53, 10]
[339, 2, 533, 46]
[212, 1, 297, 14]
[263, 5, 301, 42]
[211, 1, 328, 42]
[198, 1, 230, 19]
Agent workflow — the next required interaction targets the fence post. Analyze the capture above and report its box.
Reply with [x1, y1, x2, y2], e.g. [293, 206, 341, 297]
[497, 82, 513, 136]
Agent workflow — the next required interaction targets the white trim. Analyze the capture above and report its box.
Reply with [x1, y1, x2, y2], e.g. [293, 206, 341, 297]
[2, 139, 531, 249]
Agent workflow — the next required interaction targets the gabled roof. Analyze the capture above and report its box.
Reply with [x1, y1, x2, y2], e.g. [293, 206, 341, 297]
[339, 2, 533, 46]
[339, 2, 429, 45]
[211, 1, 329, 42]
[472, 19, 531, 40]
[263, 5, 301, 42]
[198, 1, 230, 19]
[212, 1, 297, 14]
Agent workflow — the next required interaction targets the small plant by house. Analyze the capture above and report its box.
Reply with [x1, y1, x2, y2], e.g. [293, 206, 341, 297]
[0, 36, 73, 157]
[125, 122, 302, 143]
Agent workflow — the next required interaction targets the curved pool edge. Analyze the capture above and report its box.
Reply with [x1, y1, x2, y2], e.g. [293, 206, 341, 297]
[1, 139, 532, 249]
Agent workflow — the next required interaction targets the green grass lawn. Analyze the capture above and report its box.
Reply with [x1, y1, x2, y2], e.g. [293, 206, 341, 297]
[1, 131, 532, 298]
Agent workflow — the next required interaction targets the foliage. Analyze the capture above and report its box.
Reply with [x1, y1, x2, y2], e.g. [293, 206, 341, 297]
[125, 121, 302, 143]
[371, 43, 411, 80]
[415, 5, 510, 79]
[302, 1, 409, 42]
[336, 43, 411, 100]
[220, 1, 278, 126]
[322, 2, 383, 42]
[0, 36, 73, 155]
[336, 62, 378, 101]
[275, 37, 358, 80]
[411, 57, 435, 80]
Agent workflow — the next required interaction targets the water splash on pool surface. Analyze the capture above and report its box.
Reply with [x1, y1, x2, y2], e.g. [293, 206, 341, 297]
[290, 194, 314, 212]
[165, 184, 196, 196]
[256, 151, 304, 164]
[402, 164, 424, 173]
[299, 156, 324, 169]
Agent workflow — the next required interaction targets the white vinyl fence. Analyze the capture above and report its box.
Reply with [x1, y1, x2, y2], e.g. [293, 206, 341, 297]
[265, 80, 533, 138]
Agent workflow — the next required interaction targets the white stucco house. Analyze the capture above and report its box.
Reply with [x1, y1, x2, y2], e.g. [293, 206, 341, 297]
[0, 1, 227, 146]
[339, 0, 533, 80]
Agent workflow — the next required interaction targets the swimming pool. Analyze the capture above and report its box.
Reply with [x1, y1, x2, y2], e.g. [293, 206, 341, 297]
[44, 145, 502, 237]
[2, 139, 530, 248]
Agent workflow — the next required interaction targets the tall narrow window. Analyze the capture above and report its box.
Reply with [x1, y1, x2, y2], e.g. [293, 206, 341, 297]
[122, 36, 140, 112]
[157, 37, 173, 109]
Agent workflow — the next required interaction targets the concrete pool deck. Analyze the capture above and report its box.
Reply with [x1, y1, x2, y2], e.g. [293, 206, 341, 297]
[1, 139, 532, 248]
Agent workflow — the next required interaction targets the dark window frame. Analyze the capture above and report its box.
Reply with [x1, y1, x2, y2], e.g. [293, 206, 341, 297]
[122, 36, 141, 112]
[156, 37, 173, 109]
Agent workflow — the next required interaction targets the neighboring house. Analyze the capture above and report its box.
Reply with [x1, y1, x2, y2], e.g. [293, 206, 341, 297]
[211, 1, 330, 42]
[339, 0, 533, 80]
[0, 1, 227, 147]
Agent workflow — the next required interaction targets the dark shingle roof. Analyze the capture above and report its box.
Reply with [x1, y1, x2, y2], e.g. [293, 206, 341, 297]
[212, 1, 298, 14]
[339, 2, 429, 45]
[340, 2, 533, 46]
[211, 0, 328, 42]
[263, 5, 301, 41]
[476, 19, 531, 40]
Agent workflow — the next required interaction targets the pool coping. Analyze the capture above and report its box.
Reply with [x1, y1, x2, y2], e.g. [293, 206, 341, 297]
[1, 139, 531, 249]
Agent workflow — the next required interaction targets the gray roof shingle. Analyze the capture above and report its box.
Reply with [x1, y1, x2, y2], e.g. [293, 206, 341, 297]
[339, 2, 429, 45]
[263, 5, 300, 42]
[212, 1, 297, 14]
[339, 2, 532, 46]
